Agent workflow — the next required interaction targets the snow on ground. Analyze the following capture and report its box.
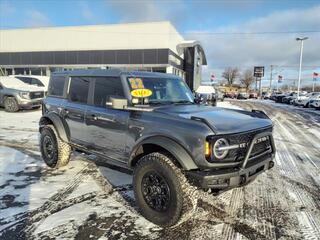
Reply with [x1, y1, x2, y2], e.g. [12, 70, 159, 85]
[0, 102, 320, 239]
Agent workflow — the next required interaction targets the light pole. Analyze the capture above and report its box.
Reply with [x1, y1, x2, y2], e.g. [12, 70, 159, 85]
[296, 37, 308, 99]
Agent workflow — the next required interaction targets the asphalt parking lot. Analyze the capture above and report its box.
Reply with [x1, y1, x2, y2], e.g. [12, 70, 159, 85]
[0, 100, 319, 240]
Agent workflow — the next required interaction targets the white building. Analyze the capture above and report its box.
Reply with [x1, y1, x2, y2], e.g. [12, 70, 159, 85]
[0, 21, 207, 90]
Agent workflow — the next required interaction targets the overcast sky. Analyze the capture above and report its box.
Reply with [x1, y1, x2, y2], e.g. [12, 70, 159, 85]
[0, 0, 319, 87]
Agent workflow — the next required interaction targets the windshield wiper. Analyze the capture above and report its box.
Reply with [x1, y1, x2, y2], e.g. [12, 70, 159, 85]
[172, 100, 194, 105]
[148, 100, 173, 105]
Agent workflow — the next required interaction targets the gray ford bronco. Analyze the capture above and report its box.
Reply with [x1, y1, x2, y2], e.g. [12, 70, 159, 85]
[39, 69, 275, 226]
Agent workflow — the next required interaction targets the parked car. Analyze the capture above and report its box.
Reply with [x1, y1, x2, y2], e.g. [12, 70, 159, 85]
[9, 75, 49, 90]
[216, 90, 224, 102]
[270, 92, 282, 101]
[39, 69, 275, 226]
[224, 92, 236, 99]
[282, 92, 297, 104]
[0, 76, 46, 112]
[249, 92, 258, 99]
[195, 85, 217, 106]
[309, 96, 320, 108]
[237, 92, 249, 99]
[310, 99, 320, 109]
[262, 92, 271, 99]
[274, 93, 288, 103]
[294, 92, 320, 107]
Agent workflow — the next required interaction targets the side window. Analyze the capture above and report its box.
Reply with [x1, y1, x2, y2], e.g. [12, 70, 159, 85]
[69, 77, 90, 104]
[48, 76, 66, 97]
[93, 77, 124, 107]
[30, 78, 45, 87]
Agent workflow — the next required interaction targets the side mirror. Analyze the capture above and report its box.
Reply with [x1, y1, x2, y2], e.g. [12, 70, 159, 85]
[108, 97, 128, 110]
[194, 93, 203, 104]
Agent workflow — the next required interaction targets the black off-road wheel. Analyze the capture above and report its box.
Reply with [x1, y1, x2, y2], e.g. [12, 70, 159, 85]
[40, 125, 71, 168]
[133, 152, 198, 227]
[4, 97, 19, 112]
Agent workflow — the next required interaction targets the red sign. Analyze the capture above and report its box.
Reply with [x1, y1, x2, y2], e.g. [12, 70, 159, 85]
[210, 74, 215, 82]
[314, 72, 319, 82]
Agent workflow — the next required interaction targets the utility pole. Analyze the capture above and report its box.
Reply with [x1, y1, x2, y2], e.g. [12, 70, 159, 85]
[269, 65, 273, 92]
[296, 37, 308, 99]
[259, 77, 262, 98]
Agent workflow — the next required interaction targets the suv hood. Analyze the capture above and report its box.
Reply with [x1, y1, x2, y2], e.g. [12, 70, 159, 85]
[0, 77, 45, 92]
[9, 84, 45, 92]
[154, 105, 272, 135]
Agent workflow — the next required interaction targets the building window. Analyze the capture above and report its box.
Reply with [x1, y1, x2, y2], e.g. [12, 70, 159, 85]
[93, 77, 124, 107]
[69, 77, 90, 104]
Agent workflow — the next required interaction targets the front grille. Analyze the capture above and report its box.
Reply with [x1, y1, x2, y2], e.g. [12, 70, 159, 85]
[209, 127, 273, 162]
[228, 128, 272, 161]
[30, 91, 44, 99]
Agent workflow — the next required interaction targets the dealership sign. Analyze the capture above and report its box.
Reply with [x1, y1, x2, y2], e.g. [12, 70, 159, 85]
[254, 66, 264, 78]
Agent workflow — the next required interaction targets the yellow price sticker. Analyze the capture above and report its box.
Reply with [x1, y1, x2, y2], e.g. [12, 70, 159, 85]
[131, 89, 153, 98]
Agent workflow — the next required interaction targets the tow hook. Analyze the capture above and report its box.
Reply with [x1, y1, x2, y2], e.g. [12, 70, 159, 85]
[269, 161, 275, 169]
[240, 175, 246, 185]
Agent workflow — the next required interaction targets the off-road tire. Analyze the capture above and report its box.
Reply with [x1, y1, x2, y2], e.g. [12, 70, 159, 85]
[40, 125, 71, 168]
[4, 97, 19, 112]
[304, 102, 309, 108]
[133, 152, 198, 227]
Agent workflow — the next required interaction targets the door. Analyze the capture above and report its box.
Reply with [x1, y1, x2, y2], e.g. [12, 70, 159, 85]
[0, 84, 4, 105]
[85, 76, 129, 161]
[64, 76, 90, 144]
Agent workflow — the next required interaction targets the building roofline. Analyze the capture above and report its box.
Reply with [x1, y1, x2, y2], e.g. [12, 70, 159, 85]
[0, 21, 173, 32]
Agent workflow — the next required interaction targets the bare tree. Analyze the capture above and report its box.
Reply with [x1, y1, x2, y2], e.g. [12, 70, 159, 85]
[222, 67, 239, 86]
[240, 69, 254, 92]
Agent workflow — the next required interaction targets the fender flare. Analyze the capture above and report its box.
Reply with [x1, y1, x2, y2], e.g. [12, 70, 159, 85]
[129, 136, 198, 170]
[40, 112, 69, 142]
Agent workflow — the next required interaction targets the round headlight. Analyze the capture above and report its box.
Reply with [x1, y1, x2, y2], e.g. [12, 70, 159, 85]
[213, 138, 229, 159]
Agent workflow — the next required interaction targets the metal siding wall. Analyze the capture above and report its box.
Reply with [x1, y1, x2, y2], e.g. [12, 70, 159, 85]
[0, 49, 171, 65]
[130, 50, 143, 64]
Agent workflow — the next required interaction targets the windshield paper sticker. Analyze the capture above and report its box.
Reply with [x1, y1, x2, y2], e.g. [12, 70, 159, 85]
[129, 78, 144, 89]
[131, 89, 152, 98]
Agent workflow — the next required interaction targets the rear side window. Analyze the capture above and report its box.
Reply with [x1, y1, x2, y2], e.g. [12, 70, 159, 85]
[48, 76, 66, 96]
[69, 77, 90, 104]
[93, 77, 124, 107]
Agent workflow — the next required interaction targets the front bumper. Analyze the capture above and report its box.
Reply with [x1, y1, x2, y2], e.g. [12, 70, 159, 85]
[186, 131, 276, 190]
[310, 101, 320, 108]
[17, 98, 43, 109]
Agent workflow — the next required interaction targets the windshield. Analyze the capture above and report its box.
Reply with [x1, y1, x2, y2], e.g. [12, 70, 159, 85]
[127, 77, 194, 104]
[15, 77, 45, 87]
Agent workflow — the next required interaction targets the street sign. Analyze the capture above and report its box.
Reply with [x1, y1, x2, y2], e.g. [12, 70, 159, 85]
[278, 75, 283, 83]
[313, 72, 318, 81]
[254, 66, 264, 77]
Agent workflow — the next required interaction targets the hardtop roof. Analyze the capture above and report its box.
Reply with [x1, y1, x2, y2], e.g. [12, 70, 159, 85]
[52, 69, 179, 79]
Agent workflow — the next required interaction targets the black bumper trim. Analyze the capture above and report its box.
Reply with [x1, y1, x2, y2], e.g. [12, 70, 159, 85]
[186, 154, 274, 190]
